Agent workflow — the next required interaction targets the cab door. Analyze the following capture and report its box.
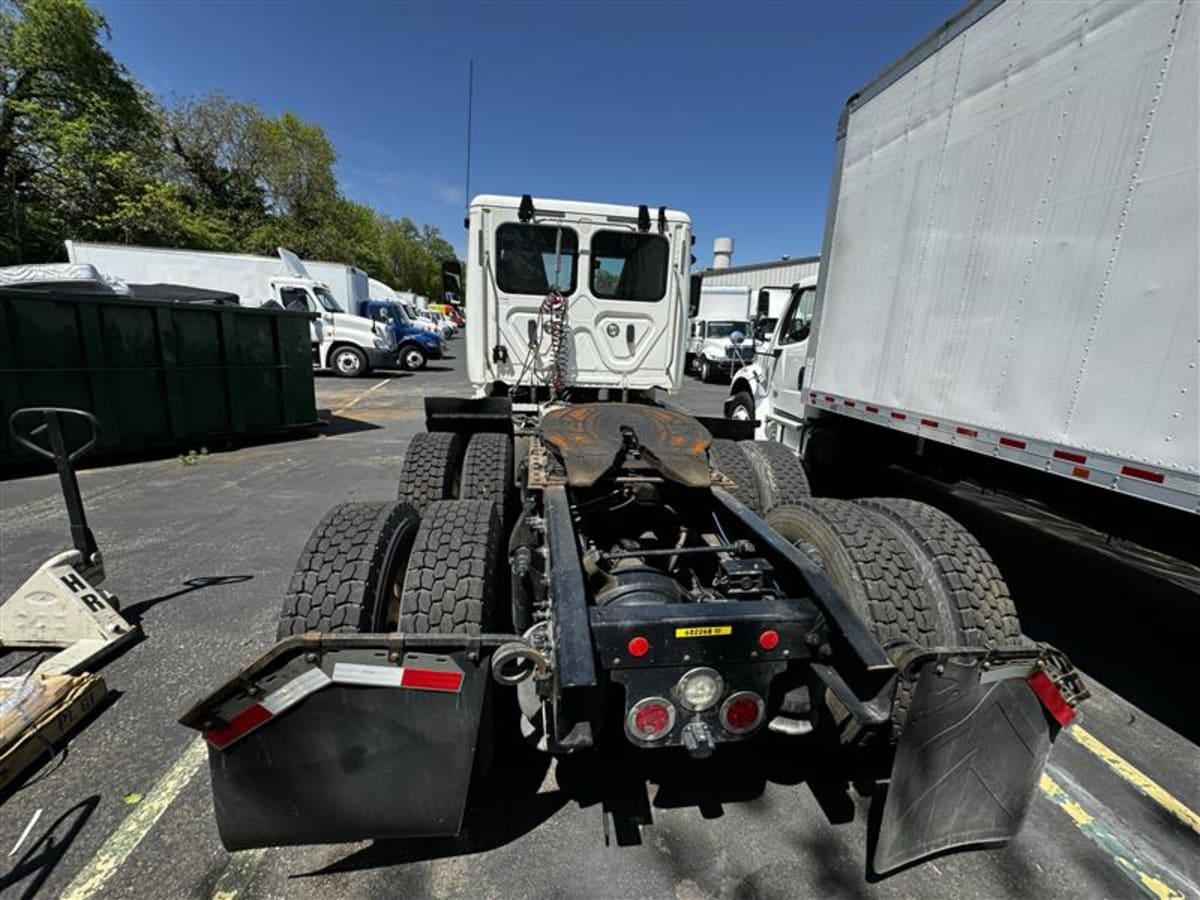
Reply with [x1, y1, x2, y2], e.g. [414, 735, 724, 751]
[770, 284, 817, 420]
[279, 286, 323, 364]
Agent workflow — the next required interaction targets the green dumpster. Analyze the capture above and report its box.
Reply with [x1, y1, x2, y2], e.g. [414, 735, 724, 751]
[0, 288, 319, 466]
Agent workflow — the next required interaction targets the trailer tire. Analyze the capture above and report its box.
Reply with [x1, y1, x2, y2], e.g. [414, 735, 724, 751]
[396, 431, 466, 512]
[708, 438, 764, 514]
[739, 440, 811, 511]
[855, 498, 1027, 648]
[461, 432, 514, 519]
[765, 498, 949, 738]
[277, 501, 422, 638]
[399, 499, 503, 635]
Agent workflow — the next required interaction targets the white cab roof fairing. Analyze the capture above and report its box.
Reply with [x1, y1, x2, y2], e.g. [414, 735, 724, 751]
[469, 194, 692, 228]
[276, 247, 314, 281]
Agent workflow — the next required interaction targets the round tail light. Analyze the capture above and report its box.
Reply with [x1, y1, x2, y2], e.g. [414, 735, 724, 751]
[719, 691, 765, 734]
[627, 697, 676, 742]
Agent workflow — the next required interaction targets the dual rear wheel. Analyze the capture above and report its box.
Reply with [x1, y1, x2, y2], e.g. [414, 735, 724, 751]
[277, 430, 515, 639]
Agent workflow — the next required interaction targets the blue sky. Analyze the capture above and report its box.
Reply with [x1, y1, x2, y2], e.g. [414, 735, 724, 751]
[96, 0, 961, 265]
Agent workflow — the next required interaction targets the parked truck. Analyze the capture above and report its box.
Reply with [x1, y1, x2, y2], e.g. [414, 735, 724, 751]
[65, 242, 396, 377]
[181, 194, 1083, 877]
[685, 284, 753, 383]
[742, 1, 1198, 523]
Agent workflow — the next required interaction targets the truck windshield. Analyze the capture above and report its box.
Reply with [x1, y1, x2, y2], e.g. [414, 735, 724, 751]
[706, 321, 749, 339]
[313, 287, 343, 313]
[590, 231, 669, 302]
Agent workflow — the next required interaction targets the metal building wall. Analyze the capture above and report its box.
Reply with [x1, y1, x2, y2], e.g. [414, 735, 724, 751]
[697, 258, 820, 293]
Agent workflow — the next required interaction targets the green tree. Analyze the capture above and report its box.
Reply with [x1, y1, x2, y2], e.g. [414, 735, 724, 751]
[0, 0, 161, 262]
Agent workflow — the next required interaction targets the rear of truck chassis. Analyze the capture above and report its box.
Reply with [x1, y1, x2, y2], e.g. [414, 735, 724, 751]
[181, 396, 1085, 875]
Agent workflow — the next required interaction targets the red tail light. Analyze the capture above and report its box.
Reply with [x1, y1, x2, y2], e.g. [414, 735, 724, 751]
[626, 697, 676, 741]
[719, 691, 765, 734]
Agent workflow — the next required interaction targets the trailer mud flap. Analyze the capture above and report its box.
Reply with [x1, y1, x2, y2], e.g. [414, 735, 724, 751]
[873, 656, 1055, 874]
[180, 637, 491, 851]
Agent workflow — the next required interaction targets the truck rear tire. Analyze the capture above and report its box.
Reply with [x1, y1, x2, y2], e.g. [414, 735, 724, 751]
[276, 501, 421, 638]
[765, 498, 950, 739]
[396, 431, 466, 513]
[399, 499, 504, 635]
[331, 344, 368, 378]
[855, 498, 1027, 648]
[708, 438, 764, 514]
[700, 358, 715, 383]
[739, 440, 811, 511]
[460, 432, 514, 519]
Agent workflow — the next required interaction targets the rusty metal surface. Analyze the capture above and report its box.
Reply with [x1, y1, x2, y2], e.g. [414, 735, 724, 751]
[540, 403, 711, 488]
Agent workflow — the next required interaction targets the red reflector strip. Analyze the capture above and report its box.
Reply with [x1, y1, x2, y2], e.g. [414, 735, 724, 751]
[865, 405, 879, 414]
[1000, 436, 1026, 449]
[844, 399, 856, 408]
[920, 418, 938, 428]
[1054, 449, 1086, 464]
[824, 395, 835, 403]
[809, 392, 817, 402]
[1027, 670, 1076, 726]
[956, 426, 978, 437]
[1121, 465, 1165, 484]
[204, 703, 272, 749]
[400, 668, 464, 692]
[891, 412, 907, 421]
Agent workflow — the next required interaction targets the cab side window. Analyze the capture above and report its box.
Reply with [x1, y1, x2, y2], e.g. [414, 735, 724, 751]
[279, 287, 312, 312]
[778, 287, 816, 345]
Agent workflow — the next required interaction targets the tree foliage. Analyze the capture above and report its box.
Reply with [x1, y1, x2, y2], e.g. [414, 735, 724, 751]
[0, 0, 457, 299]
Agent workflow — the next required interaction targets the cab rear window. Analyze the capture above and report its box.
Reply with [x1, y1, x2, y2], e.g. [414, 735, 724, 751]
[495, 224, 578, 296]
[590, 231, 669, 302]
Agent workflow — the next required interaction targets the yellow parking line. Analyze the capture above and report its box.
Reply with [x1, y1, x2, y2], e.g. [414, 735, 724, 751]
[333, 378, 391, 416]
[60, 738, 208, 900]
[1039, 773, 1185, 900]
[1069, 725, 1200, 836]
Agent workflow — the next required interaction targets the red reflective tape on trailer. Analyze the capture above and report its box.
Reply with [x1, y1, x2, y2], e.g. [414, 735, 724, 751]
[824, 395, 835, 403]
[920, 418, 938, 428]
[865, 406, 879, 414]
[1054, 449, 1087, 464]
[1121, 465, 1165, 484]
[809, 392, 817, 402]
[400, 668, 464, 692]
[1027, 670, 1076, 726]
[891, 412, 907, 421]
[1000, 436, 1026, 449]
[957, 426, 978, 438]
[204, 703, 272, 749]
[844, 399, 856, 408]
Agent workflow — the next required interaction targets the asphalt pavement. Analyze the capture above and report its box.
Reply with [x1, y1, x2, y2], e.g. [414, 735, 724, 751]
[2, 342, 1197, 899]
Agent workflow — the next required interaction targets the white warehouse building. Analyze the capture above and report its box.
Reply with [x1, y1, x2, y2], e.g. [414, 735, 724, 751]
[693, 236, 819, 293]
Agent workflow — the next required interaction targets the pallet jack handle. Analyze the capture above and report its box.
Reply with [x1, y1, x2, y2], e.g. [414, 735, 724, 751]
[9, 407, 101, 571]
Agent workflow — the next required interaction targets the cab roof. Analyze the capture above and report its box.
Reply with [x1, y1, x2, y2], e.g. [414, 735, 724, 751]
[470, 194, 691, 227]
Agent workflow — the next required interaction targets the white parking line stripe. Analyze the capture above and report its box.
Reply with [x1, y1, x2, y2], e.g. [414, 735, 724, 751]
[333, 378, 391, 416]
[210, 848, 268, 900]
[59, 738, 207, 900]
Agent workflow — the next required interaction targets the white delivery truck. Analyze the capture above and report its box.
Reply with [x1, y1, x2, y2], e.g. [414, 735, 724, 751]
[301, 259, 370, 317]
[65, 242, 395, 377]
[685, 284, 753, 383]
[750, 0, 1198, 520]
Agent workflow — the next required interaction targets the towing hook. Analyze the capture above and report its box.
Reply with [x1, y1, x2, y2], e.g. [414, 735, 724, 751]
[491, 641, 550, 686]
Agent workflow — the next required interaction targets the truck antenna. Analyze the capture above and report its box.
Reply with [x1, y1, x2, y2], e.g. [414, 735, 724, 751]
[463, 60, 474, 218]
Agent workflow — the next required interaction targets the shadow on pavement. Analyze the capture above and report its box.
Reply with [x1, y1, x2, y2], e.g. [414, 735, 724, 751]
[0, 796, 100, 899]
[318, 414, 383, 437]
[120, 574, 254, 625]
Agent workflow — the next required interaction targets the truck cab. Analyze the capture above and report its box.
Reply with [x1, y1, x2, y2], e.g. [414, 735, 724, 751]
[361, 299, 443, 370]
[273, 249, 396, 377]
[725, 276, 817, 435]
[465, 194, 692, 396]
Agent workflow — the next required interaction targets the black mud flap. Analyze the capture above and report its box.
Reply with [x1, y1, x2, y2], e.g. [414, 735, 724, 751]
[873, 655, 1057, 874]
[179, 635, 493, 851]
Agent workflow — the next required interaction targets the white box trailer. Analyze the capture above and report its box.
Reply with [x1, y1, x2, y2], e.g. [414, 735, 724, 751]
[303, 260, 370, 317]
[65, 242, 395, 377]
[762, 0, 1198, 514]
